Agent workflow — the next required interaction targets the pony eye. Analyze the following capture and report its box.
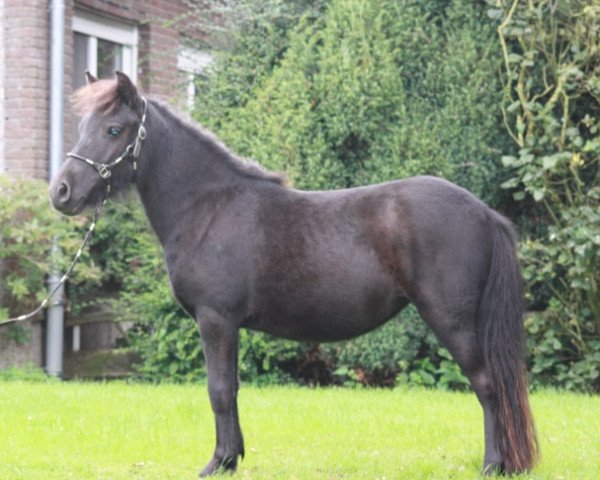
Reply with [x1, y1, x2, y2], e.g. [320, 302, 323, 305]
[107, 126, 122, 137]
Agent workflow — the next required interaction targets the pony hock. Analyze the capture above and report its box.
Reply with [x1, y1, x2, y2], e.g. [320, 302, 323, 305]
[50, 72, 538, 476]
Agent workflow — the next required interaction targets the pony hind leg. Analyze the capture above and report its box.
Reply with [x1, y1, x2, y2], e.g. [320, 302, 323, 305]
[411, 213, 538, 474]
[414, 301, 503, 474]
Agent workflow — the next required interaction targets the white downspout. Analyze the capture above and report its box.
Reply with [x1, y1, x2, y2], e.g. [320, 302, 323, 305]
[46, 0, 66, 377]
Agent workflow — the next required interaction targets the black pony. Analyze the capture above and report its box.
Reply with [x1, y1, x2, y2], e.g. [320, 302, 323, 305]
[50, 72, 538, 476]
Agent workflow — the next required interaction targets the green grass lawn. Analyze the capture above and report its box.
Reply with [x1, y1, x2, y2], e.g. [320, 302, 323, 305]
[0, 382, 598, 479]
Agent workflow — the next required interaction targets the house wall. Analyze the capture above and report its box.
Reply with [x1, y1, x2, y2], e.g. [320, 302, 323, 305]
[0, 0, 209, 370]
[1, 0, 50, 179]
[0, 0, 207, 177]
[0, 0, 5, 174]
[0, 321, 43, 369]
[0, 0, 50, 368]
[74, 0, 192, 98]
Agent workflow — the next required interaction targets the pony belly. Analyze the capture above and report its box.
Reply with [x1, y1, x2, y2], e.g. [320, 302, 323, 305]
[246, 293, 408, 343]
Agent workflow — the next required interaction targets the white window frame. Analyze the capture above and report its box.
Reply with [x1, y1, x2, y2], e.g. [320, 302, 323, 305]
[178, 48, 213, 112]
[73, 10, 138, 81]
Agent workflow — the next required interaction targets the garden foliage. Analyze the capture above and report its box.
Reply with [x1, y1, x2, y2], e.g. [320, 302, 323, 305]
[493, 0, 599, 390]
[198, 0, 510, 202]
[0, 176, 102, 340]
[1, 0, 598, 390]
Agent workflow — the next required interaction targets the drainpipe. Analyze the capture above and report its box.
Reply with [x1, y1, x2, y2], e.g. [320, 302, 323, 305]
[46, 0, 65, 377]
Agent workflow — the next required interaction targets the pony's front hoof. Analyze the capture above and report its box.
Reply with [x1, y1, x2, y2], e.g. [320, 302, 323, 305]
[199, 455, 238, 477]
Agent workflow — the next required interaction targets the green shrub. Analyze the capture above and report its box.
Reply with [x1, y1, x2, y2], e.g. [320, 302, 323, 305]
[322, 306, 469, 389]
[494, 0, 600, 391]
[196, 0, 327, 129]
[79, 197, 204, 383]
[198, 0, 511, 202]
[6, 1, 598, 392]
[325, 306, 429, 386]
[238, 330, 302, 385]
[0, 175, 102, 323]
[192, 0, 514, 387]
[0, 363, 53, 382]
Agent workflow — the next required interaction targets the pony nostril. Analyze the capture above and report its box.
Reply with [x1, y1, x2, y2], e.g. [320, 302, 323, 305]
[57, 182, 70, 203]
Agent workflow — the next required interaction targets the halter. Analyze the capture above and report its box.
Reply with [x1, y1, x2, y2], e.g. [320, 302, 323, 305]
[0, 97, 149, 327]
[66, 97, 148, 196]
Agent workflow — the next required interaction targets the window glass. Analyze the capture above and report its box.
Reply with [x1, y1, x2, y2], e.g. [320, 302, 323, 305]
[73, 32, 87, 91]
[97, 39, 123, 79]
[71, 33, 127, 142]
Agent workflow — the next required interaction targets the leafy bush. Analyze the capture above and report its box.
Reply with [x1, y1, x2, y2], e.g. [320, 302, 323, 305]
[6, 1, 598, 392]
[196, 0, 327, 128]
[324, 307, 428, 385]
[494, 0, 600, 391]
[191, 0, 514, 387]
[0, 363, 53, 382]
[198, 0, 512, 202]
[238, 330, 302, 385]
[72, 196, 201, 383]
[322, 306, 469, 389]
[0, 0, 519, 388]
[0, 175, 101, 323]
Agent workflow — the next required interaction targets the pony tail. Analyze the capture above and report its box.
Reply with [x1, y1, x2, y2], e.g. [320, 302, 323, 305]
[478, 211, 539, 474]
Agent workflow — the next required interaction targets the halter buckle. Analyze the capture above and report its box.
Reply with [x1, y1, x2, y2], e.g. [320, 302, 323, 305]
[98, 165, 112, 179]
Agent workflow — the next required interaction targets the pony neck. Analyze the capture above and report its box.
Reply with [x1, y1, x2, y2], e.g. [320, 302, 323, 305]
[132, 100, 276, 245]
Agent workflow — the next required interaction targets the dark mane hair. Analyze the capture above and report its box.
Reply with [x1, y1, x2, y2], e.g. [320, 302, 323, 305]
[149, 100, 286, 186]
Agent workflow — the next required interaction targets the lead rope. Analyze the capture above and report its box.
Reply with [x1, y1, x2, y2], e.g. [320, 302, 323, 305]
[0, 97, 148, 326]
[0, 97, 148, 327]
[65, 97, 148, 195]
[0, 202, 103, 326]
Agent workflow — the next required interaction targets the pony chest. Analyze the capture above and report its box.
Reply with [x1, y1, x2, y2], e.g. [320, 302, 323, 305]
[163, 237, 247, 313]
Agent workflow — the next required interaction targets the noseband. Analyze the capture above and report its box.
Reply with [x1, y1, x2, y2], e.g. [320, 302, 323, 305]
[66, 97, 148, 196]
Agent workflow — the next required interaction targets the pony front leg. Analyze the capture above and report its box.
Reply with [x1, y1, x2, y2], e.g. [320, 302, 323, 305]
[196, 307, 244, 477]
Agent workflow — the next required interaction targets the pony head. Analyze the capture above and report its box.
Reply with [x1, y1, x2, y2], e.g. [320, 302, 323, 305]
[50, 71, 145, 215]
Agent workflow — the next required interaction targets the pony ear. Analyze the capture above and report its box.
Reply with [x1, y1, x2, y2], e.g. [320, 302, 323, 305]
[115, 71, 141, 110]
[85, 70, 98, 84]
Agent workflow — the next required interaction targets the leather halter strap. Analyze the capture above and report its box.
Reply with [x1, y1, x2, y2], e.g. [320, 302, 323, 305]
[66, 97, 148, 194]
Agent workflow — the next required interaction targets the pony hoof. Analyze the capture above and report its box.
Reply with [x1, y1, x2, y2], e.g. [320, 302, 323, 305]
[482, 462, 504, 476]
[199, 456, 238, 477]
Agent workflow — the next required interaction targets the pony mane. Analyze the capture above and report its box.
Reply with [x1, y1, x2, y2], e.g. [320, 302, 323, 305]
[150, 100, 286, 186]
[71, 79, 285, 186]
[72, 79, 120, 115]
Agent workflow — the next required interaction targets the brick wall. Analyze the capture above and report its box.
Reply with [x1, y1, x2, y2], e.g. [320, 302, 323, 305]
[0, 321, 43, 369]
[1, 0, 50, 179]
[0, 0, 207, 177]
[0, 0, 209, 370]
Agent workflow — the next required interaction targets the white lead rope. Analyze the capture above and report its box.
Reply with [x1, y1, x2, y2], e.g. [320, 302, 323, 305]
[1, 97, 148, 327]
[0, 203, 102, 326]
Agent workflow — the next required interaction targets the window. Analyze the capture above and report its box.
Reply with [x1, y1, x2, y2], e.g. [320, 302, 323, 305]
[72, 11, 138, 90]
[178, 48, 213, 113]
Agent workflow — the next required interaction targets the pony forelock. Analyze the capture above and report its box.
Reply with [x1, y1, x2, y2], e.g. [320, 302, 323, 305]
[71, 79, 120, 116]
